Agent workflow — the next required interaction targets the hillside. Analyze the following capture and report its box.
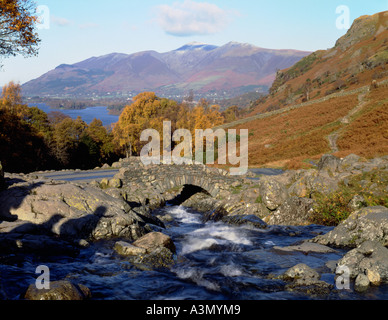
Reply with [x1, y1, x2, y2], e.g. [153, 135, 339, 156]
[248, 11, 388, 115]
[21, 42, 310, 99]
[218, 11, 388, 169]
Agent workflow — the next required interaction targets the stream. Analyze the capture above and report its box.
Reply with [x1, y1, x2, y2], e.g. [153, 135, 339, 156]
[2, 205, 388, 301]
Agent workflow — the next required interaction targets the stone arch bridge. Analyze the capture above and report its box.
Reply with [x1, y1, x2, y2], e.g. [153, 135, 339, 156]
[120, 158, 241, 198]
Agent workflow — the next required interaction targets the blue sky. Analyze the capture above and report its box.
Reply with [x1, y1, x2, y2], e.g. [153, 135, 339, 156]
[0, 0, 387, 86]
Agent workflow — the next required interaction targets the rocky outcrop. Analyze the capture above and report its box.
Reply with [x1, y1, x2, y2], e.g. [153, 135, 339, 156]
[262, 197, 315, 226]
[312, 206, 388, 248]
[115, 232, 176, 269]
[258, 177, 289, 211]
[24, 280, 91, 300]
[280, 263, 333, 295]
[221, 215, 267, 229]
[336, 241, 388, 293]
[274, 242, 337, 254]
[0, 176, 153, 242]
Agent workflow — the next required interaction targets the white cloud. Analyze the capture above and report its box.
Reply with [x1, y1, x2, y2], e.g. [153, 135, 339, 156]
[156, 0, 236, 36]
[51, 15, 72, 27]
[79, 22, 100, 30]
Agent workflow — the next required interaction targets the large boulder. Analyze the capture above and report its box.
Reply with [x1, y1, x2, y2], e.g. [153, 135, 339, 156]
[281, 263, 333, 295]
[132, 232, 176, 254]
[288, 170, 339, 197]
[317, 154, 341, 173]
[336, 241, 388, 292]
[263, 197, 315, 226]
[221, 215, 267, 229]
[114, 241, 147, 256]
[0, 177, 151, 241]
[24, 280, 91, 300]
[339, 154, 361, 171]
[259, 177, 289, 211]
[115, 232, 177, 269]
[312, 206, 388, 248]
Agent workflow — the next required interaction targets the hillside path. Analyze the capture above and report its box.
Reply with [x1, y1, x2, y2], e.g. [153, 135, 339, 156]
[327, 91, 368, 154]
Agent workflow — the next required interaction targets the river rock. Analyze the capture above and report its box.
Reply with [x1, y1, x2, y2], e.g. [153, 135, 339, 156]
[312, 206, 388, 248]
[0, 177, 151, 241]
[282, 263, 333, 295]
[221, 215, 267, 229]
[274, 241, 337, 254]
[114, 241, 147, 256]
[259, 177, 289, 211]
[283, 263, 320, 281]
[133, 247, 175, 269]
[336, 241, 388, 292]
[133, 232, 176, 254]
[24, 280, 91, 300]
[263, 197, 315, 226]
[354, 274, 370, 293]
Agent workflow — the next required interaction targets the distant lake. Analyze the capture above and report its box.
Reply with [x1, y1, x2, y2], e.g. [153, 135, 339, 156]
[29, 103, 120, 127]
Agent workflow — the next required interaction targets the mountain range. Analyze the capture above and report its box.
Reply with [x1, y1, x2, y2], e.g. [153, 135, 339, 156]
[21, 42, 310, 99]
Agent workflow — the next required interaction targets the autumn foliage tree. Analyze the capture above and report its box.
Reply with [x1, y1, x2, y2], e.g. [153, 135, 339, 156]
[113, 92, 224, 157]
[0, 82, 119, 172]
[0, 82, 52, 172]
[0, 0, 40, 64]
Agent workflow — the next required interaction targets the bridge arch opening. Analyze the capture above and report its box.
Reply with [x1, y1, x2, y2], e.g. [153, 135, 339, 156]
[167, 184, 211, 206]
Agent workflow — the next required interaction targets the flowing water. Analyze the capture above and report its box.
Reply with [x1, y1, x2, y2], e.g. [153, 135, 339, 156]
[1, 206, 388, 300]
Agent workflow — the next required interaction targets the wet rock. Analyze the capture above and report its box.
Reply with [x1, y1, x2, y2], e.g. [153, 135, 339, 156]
[180, 193, 218, 213]
[283, 263, 320, 281]
[355, 274, 370, 293]
[133, 247, 175, 269]
[312, 206, 388, 248]
[274, 242, 337, 254]
[282, 263, 333, 295]
[123, 232, 177, 269]
[156, 213, 173, 223]
[335, 241, 388, 292]
[0, 232, 79, 256]
[221, 215, 267, 229]
[259, 178, 289, 211]
[114, 241, 147, 256]
[24, 280, 91, 300]
[133, 232, 176, 254]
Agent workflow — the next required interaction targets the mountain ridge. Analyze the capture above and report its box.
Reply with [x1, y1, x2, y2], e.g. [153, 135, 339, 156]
[21, 42, 310, 99]
[219, 11, 388, 169]
[248, 10, 388, 116]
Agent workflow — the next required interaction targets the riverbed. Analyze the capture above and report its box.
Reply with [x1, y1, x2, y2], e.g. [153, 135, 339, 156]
[2, 205, 388, 300]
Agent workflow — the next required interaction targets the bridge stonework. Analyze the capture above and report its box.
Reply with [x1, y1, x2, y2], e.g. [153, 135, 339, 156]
[120, 157, 240, 198]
